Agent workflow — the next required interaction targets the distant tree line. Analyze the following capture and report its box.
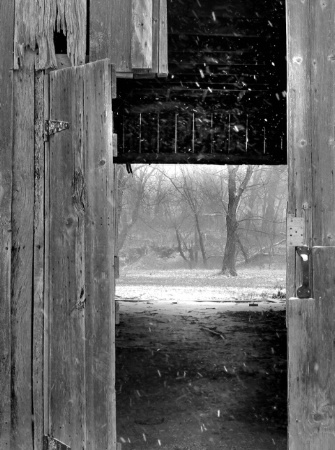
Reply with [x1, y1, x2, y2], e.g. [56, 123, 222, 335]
[115, 164, 287, 276]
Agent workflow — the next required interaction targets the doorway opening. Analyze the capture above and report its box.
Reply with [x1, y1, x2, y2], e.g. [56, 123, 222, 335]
[114, 164, 287, 450]
[113, 0, 287, 448]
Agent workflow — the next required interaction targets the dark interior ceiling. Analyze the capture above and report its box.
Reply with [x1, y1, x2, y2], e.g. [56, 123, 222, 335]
[114, 0, 286, 164]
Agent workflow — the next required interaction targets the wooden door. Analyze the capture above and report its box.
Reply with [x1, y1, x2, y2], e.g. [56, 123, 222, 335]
[287, 1, 335, 448]
[45, 59, 116, 450]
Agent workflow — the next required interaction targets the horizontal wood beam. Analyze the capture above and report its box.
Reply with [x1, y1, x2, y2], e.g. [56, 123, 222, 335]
[169, 32, 260, 37]
[114, 152, 286, 165]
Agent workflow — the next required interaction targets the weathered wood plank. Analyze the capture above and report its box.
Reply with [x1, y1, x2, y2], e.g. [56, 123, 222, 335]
[151, 0, 160, 74]
[158, 0, 168, 75]
[286, 0, 313, 299]
[43, 72, 51, 438]
[70, 65, 87, 450]
[89, 0, 112, 63]
[33, 70, 45, 450]
[49, 66, 73, 447]
[311, 1, 335, 246]
[84, 59, 115, 450]
[288, 297, 315, 449]
[312, 247, 335, 444]
[0, 0, 14, 447]
[289, 247, 335, 448]
[11, 49, 35, 450]
[131, 0, 153, 69]
[90, 0, 166, 77]
[49, 65, 87, 450]
[14, 0, 86, 70]
[150, 0, 168, 75]
[90, 0, 132, 72]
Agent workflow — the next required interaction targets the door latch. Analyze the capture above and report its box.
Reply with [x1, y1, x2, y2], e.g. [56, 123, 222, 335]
[296, 246, 311, 298]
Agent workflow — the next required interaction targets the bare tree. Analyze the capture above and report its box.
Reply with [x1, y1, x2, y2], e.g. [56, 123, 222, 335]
[160, 166, 208, 267]
[115, 165, 155, 254]
[221, 166, 254, 276]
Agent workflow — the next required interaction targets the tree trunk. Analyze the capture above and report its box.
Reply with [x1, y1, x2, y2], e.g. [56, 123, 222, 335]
[221, 166, 253, 276]
[237, 234, 249, 263]
[194, 214, 207, 267]
[221, 215, 238, 276]
[175, 228, 192, 269]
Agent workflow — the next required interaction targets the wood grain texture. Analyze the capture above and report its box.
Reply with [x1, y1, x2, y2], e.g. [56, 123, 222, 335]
[49, 65, 87, 450]
[14, 0, 86, 70]
[11, 49, 35, 450]
[151, 0, 168, 75]
[33, 70, 45, 450]
[286, 0, 313, 299]
[158, 0, 168, 75]
[89, 0, 112, 62]
[289, 247, 335, 449]
[131, 0, 153, 69]
[288, 297, 316, 449]
[151, 0, 160, 74]
[90, 0, 166, 76]
[311, 1, 335, 246]
[0, 0, 14, 447]
[83, 60, 115, 450]
[43, 73, 51, 438]
[90, 0, 132, 71]
[48, 60, 115, 450]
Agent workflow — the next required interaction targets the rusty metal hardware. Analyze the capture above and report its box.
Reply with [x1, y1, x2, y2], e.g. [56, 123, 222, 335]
[296, 246, 311, 298]
[43, 436, 71, 450]
[44, 119, 70, 141]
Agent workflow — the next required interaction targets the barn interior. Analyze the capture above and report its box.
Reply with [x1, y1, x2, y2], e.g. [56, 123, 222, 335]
[114, 0, 286, 166]
[114, 1, 287, 449]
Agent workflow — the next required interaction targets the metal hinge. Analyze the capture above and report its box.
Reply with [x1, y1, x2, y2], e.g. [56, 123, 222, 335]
[287, 216, 305, 247]
[43, 436, 71, 450]
[44, 119, 70, 141]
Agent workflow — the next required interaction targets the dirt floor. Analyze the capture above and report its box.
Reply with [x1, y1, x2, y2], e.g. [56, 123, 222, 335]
[115, 268, 287, 450]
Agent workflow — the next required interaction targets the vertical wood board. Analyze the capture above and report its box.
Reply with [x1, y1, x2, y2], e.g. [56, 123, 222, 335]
[151, 0, 160, 74]
[151, 0, 168, 76]
[90, 0, 132, 72]
[0, 0, 14, 447]
[33, 70, 45, 450]
[48, 59, 115, 450]
[14, 0, 86, 69]
[83, 60, 115, 450]
[11, 50, 35, 450]
[288, 297, 316, 449]
[312, 246, 335, 440]
[89, 0, 112, 63]
[286, 0, 313, 298]
[131, 0, 153, 69]
[158, 0, 168, 75]
[90, 0, 167, 77]
[49, 65, 87, 450]
[43, 73, 51, 438]
[288, 247, 335, 449]
[310, 1, 335, 246]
